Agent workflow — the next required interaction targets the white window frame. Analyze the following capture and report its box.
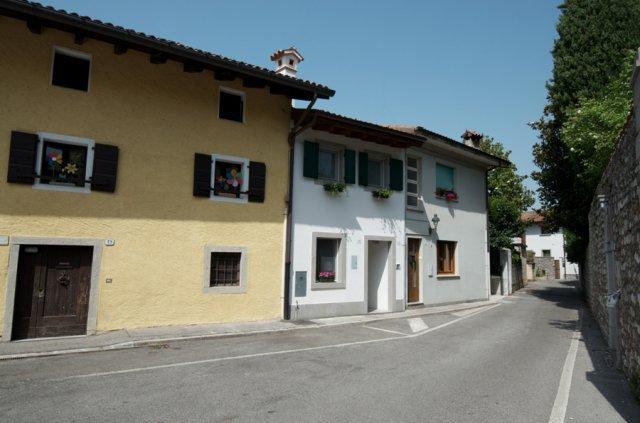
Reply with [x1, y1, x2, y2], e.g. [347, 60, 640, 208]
[50, 46, 92, 92]
[202, 245, 248, 294]
[365, 151, 389, 189]
[210, 154, 250, 204]
[218, 87, 246, 123]
[316, 141, 344, 183]
[311, 232, 347, 290]
[34, 132, 95, 194]
[406, 156, 421, 210]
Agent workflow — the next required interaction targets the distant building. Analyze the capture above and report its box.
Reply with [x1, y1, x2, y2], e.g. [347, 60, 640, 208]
[517, 211, 579, 280]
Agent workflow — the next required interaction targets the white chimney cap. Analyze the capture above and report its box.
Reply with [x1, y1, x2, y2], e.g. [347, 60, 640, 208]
[270, 46, 304, 78]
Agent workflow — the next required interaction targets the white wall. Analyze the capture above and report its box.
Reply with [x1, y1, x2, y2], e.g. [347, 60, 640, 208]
[524, 224, 579, 276]
[405, 148, 490, 306]
[290, 129, 406, 319]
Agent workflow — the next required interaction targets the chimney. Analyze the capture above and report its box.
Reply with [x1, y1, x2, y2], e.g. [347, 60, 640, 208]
[270, 47, 304, 78]
[461, 129, 483, 149]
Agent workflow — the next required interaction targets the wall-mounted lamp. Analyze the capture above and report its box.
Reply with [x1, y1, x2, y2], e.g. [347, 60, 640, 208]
[429, 214, 440, 235]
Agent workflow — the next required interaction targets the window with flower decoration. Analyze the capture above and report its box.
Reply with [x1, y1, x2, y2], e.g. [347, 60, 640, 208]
[39, 141, 88, 187]
[311, 233, 346, 289]
[33, 133, 95, 193]
[435, 163, 457, 201]
[210, 154, 249, 203]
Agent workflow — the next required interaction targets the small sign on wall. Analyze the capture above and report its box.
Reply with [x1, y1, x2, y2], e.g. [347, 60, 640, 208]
[351, 255, 358, 269]
[0, 235, 8, 246]
[105, 239, 115, 246]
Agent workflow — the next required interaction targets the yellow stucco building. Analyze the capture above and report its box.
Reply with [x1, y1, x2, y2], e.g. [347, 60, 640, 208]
[0, 2, 333, 340]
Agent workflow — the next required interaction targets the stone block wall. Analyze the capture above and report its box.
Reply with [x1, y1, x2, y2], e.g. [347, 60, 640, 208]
[533, 257, 556, 279]
[586, 110, 640, 379]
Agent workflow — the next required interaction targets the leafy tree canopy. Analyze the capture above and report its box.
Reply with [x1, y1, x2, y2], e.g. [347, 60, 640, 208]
[479, 137, 534, 251]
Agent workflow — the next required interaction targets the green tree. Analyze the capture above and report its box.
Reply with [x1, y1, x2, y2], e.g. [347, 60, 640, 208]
[479, 137, 534, 251]
[532, 0, 640, 263]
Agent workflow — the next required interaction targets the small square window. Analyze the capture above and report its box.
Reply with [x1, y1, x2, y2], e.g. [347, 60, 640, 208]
[542, 250, 551, 257]
[51, 49, 90, 91]
[219, 89, 244, 122]
[210, 252, 242, 287]
[437, 241, 457, 275]
[318, 148, 340, 181]
[213, 160, 244, 198]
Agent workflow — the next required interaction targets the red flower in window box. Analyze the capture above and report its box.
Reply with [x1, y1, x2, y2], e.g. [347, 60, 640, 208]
[435, 188, 458, 201]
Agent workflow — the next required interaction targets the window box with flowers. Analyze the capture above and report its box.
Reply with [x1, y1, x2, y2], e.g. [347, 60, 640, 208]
[372, 188, 392, 200]
[435, 188, 458, 201]
[323, 182, 346, 196]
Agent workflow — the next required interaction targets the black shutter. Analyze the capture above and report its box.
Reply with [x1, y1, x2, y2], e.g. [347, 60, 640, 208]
[248, 161, 266, 203]
[303, 141, 319, 179]
[389, 158, 403, 191]
[358, 152, 368, 186]
[91, 143, 119, 192]
[7, 131, 38, 184]
[193, 153, 212, 197]
[344, 149, 356, 184]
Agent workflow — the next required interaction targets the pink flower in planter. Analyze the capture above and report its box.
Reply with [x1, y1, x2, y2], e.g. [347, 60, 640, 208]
[445, 191, 458, 201]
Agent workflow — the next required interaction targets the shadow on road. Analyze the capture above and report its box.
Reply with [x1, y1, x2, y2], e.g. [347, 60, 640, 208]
[524, 280, 640, 421]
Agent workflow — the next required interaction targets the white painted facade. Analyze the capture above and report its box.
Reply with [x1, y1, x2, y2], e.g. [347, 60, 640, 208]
[289, 129, 406, 319]
[405, 145, 493, 306]
[523, 224, 579, 277]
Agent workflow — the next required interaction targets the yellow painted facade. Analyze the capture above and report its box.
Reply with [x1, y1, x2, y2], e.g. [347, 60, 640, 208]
[0, 17, 292, 333]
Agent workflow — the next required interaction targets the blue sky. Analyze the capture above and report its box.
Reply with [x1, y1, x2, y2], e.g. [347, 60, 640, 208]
[42, 0, 561, 199]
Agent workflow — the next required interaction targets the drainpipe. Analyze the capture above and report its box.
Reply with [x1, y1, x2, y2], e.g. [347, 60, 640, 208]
[598, 194, 620, 368]
[484, 169, 491, 299]
[283, 95, 318, 320]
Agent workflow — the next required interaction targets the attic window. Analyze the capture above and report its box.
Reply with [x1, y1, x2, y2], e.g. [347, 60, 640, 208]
[289, 59, 295, 66]
[51, 47, 91, 92]
[219, 88, 245, 123]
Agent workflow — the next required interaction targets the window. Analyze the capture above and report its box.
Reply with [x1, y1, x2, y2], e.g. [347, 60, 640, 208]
[365, 153, 388, 188]
[210, 252, 241, 286]
[312, 233, 346, 289]
[437, 241, 457, 275]
[317, 144, 343, 181]
[542, 250, 551, 257]
[34, 132, 95, 193]
[203, 246, 247, 293]
[436, 163, 455, 194]
[51, 47, 90, 91]
[406, 156, 420, 209]
[211, 154, 249, 203]
[219, 88, 244, 123]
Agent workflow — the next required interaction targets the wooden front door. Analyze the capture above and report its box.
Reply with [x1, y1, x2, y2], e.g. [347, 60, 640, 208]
[12, 245, 93, 340]
[407, 238, 421, 303]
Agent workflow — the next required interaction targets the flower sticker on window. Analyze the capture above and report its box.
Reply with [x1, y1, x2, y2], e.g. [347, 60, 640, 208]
[46, 147, 64, 169]
[214, 161, 244, 198]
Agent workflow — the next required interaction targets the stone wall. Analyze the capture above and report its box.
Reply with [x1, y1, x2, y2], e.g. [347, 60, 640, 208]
[533, 257, 556, 280]
[586, 107, 640, 379]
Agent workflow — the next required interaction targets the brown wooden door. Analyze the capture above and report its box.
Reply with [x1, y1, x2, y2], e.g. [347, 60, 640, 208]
[13, 245, 93, 340]
[407, 238, 421, 303]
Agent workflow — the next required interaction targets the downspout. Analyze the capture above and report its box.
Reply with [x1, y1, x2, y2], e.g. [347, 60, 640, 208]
[598, 193, 620, 368]
[485, 169, 491, 298]
[283, 94, 318, 320]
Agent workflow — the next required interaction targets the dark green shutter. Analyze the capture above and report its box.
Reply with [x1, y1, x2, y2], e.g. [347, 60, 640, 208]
[7, 131, 38, 184]
[344, 149, 356, 184]
[389, 158, 403, 191]
[358, 152, 368, 186]
[193, 153, 212, 197]
[248, 161, 266, 203]
[303, 141, 319, 179]
[91, 143, 119, 193]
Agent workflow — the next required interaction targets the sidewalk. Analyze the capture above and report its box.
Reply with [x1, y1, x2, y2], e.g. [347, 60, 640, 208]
[0, 298, 500, 361]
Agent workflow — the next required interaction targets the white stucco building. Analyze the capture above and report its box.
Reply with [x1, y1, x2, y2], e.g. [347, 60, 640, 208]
[288, 110, 509, 319]
[392, 126, 509, 306]
[520, 211, 579, 279]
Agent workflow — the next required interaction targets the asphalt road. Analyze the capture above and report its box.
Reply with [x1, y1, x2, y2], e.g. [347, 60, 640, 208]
[1, 280, 638, 422]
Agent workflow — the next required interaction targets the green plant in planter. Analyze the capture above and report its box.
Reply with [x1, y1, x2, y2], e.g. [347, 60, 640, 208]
[323, 182, 346, 195]
[372, 188, 392, 199]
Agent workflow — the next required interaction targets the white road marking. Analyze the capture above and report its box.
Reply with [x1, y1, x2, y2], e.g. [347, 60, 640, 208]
[363, 326, 408, 336]
[52, 303, 501, 381]
[408, 317, 429, 333]
[452, 305, 493, 317]
[548, 310, 582, 423]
